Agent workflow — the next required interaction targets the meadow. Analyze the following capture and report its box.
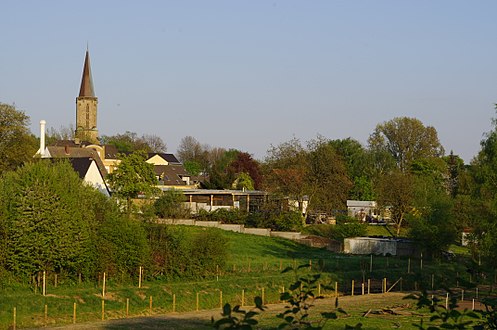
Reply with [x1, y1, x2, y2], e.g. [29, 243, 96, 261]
[0, 226, 489, 329]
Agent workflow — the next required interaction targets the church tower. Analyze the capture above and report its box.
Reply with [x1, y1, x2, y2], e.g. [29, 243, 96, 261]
[75, 49, 99, 144]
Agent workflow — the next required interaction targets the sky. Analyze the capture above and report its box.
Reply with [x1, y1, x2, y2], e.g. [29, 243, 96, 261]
[2, 1, 497, 163]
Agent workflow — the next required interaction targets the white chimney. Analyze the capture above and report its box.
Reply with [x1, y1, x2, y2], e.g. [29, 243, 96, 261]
[39, 120, 46, 157]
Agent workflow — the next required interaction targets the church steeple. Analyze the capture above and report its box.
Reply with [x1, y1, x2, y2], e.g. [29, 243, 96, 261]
[79, 49, 95, 97]
[75, 49, 99, 144]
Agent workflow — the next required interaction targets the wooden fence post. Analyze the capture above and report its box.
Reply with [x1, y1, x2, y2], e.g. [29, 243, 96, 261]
[351, 280, 355, 296]
[42, 271, 46, 296]
[138, 266, 142, 288]
[196, 292, 200, 311]
[173, 294, 176, 313]
[367, 279, 370, 294]
[73, 303, 77, 324]
[102, 272, 106, 298]
[149, 296, 153, 313]
[335, 282, 338, 297]
[101, 300, 105, 320]
[241, 289, 245, 307]
[261, 288, 265, 304]
[13, 307, 16, 330]
[44, 304, 48, 324]
[219, 290, 223, 308]
[126, 298, 129, 317]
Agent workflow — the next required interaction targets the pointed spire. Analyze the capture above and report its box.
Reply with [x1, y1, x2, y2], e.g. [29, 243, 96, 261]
[79, 49, 95, 97]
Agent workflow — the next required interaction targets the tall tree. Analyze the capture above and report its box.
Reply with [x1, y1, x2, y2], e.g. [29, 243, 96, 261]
[0, 103, 38, 172]
[306, 138, 351, 213]
[368, 117, 444, 172]
[107, 151, 158, 215]
[375, 169, 415, 235]
[330, 138, 376, 200]
[264, 138, 309, 213]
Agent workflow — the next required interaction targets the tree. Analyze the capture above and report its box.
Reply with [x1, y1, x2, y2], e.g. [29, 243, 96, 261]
[330, 138, 377, 200]
[229, 152, 263, 190]
[0, 103, 38, 172]
[306, 138, 352, 213]
[264, 138, 309, 213]
[368, 117, 444, 172]
[100, 131, 166, 153]
[107, 151, 158, 215]
[45, 124, 75, 145]
[0, 161, 97, 277]
[375, 169, 415, 235]
[176, 136, 206, 163]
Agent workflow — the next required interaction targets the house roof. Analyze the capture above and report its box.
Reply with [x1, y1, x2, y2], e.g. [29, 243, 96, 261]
[46, 146, 108, 177]
[147, 153, 181, 164]
[104, 144, 120, 159]
[155, 164, 189, 185]
[67, 158, 93, 179]
[79, 50, 95, 97]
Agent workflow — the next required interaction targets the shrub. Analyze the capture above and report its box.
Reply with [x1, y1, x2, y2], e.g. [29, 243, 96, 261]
[154, 189, 190, 219]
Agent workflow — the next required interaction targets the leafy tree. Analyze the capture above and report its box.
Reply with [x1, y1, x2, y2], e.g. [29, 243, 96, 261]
[231, 172, 255, 190]
[204, 149, 239, 189]
[107, 151, 158, 215]
[306, 138, 352, 213]
[368, 117, 444, 172]
[0, 103, 38, 172]
[183, 160, 203, 176]
[375, 169, 415, 235]
[0, 161, 96, 278]
[330, 138, 376, 200]
[101, 131, 166, 153]
[408, 192, 457, 258]
[228, 152, 263, 189]
[264, 138, 309, 214]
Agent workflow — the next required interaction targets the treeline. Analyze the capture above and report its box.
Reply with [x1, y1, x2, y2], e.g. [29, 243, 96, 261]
[0, 161, 227, 283]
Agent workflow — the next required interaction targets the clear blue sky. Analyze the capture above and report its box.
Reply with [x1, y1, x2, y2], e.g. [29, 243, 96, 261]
[2, 1, 497, 163]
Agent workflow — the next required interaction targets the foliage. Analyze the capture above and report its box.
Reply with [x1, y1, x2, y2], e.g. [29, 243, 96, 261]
[368, 117, 444, 172]
[246, 210, 303, 232]
[408, 191, 457, 258]
[330, 138, 376, 201]
[229, 152, 263, 190]
[212, 265, 361, 330]
[196, 208, 247, 224]
[107, 151, 159, 215]
[212, 297, 266, 330]
[95, 215, 150, 277]
[264, 137, 352, 215]
[154, 189, 190, 219]
[306, 138, 352, 213]
[0, 103, 38, 172]
[407, 290, 481, 330]
[232, 172, 255, 190]
[147, 225, 228, 279]
[375, 169, 415, 235]
[332, 224, 367, 241]
[184, 160, 203, 176]
[101, 131, 166, 153]
[0, 161, 96, 278]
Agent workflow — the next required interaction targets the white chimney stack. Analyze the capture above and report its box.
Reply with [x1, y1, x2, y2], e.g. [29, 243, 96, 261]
[39, 120, 46, 157]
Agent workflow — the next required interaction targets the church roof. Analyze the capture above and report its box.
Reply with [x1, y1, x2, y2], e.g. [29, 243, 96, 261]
[79, 50, 95, 97]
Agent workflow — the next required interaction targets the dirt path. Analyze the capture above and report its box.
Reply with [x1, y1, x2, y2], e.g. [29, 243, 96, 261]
[36, 292, 413, 330]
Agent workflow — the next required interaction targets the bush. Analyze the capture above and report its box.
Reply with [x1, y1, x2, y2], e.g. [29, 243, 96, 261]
[154, 189, 190, 219]
[147, 225, 229, 279]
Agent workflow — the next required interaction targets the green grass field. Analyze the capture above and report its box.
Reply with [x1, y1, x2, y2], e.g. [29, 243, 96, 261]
[0, 226, 487, 329]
